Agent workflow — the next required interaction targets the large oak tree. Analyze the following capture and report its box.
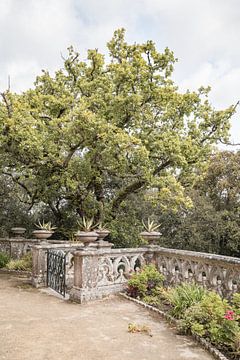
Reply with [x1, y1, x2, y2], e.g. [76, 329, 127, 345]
[0, 29, 235, 225]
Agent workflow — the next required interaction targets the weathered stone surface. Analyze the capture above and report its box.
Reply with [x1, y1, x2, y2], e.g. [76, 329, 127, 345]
[30, 241, 240, 303]
[70, 248, 146, 302]
[70, 246, 240, 303]
[155, 247, 240, 298]
[0, 238, 39, 259]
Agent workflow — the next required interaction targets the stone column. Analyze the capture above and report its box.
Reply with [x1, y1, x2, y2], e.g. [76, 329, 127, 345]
[144, 245, 159, 266]
[31, 245, 48, 288]
[70, 249, 99, 303]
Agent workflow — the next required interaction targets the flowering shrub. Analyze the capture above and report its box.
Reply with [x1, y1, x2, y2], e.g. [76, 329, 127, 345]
[224, 310, 235, 321]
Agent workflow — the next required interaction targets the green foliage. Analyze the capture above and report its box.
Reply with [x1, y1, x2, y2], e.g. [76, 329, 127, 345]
[167, 283, 207, 318]
[179, 291, 240, 351]
[0, 30, 234, 244]
[6, 253, 32, 271]
[127, 265, 164, 298]
[232, 293, 240, 309]
[0, 252, 10, 268]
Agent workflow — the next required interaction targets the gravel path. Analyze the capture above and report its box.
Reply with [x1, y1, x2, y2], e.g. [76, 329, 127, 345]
[0, 272, 214, 360]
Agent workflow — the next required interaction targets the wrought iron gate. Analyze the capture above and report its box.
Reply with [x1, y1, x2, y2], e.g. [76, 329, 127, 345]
[47, 250, 67, 297]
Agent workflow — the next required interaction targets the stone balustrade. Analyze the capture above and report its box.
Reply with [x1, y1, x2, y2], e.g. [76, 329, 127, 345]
[154, 247, 240, 298]
[29, 242, 240, 303]
[0, 238, 40, 259]
[70, 248, 147, 303]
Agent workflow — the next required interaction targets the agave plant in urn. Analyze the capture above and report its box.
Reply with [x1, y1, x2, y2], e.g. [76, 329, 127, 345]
[75, 217, 99, 247]
[140, 218, 162, 245]
[95, 222, 110, 240]
[32, 221, 57, 240]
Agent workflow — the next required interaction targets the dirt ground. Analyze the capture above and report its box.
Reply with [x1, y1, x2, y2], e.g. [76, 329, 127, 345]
[0, 272, 214, 360]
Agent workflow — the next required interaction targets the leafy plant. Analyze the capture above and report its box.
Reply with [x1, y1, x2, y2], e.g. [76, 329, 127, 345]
[35, 220, 56, 231]
[142, 218, 161, 232]
[6, 253, 32, 271]
[0, 252, 10, 268]
[95, 222, 109, 231]
[179, 290, 240, 350]
[77, 217, 95, 232]
[127, 265, 164, 298]
[167, 283, 207, 318]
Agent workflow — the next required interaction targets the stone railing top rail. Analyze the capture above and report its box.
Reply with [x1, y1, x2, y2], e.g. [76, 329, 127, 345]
[32, 242, 81, 250]
[0, 238, 41, 243]
[73, 247, 147, 256]
[155, 247, 240, 266]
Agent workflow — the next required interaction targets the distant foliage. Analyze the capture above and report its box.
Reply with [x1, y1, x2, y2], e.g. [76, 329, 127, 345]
[0, 252, 10, 268]
[6, 253, 32, 271]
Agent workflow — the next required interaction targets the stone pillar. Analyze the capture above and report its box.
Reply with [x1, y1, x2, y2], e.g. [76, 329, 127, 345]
[70, 249, 100, 303]
[144, 245, 159, 266]
[31, 245, 48, 288]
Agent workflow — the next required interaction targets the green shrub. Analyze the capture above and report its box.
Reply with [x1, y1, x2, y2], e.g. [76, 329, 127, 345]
[167, 283, 207, 318]
[179, 291, 240, 351]
[6, 252, 32, 271]
[0, 252, 10, 268]
[127, 265, 164, 298]
[232, 293, 240, 309]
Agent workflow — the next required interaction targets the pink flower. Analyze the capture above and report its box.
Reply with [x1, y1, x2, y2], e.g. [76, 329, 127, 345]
[224, 310, 235, 321]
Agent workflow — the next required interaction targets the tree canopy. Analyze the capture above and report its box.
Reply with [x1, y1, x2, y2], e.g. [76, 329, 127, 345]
[0, 29, 236, 231]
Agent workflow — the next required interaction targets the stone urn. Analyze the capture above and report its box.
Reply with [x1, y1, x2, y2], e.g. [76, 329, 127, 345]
[74, 231, 99, 247]
[95, 229, 110, 240]
[11, 227, 26, 237]
[140, 231, 162, 245]
[32, 230, 54, 240]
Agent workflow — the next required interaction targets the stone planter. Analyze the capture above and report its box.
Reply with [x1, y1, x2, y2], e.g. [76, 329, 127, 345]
[32, 230, 53, 240]
[140, 231, 161, 245]
[95, 229, 110, 240]
[74, 231, 99, 247]
[11, 227, 26, 237]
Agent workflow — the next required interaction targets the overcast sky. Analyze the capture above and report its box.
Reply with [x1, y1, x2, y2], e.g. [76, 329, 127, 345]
[0, 0, 239, 146]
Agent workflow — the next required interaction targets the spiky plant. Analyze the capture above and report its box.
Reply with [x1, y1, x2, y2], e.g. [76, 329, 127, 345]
[77, 217, 95, 232]
[35, 220, 57, 232]
[142, 218, 161, 232]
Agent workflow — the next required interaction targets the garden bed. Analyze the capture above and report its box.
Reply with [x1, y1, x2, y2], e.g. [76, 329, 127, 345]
[124, 265, 240, 360]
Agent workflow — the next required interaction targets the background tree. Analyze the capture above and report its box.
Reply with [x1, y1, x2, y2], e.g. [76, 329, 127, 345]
[0, 29, 236, 242]
[159, 151, 240, 256]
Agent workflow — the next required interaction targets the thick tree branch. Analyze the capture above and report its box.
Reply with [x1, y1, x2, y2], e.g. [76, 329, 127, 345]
[1, 91, 12, 118]
[111, 179, 146, 215]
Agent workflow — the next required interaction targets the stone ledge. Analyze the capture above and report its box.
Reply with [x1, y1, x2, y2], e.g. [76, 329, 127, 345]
[156, 247, 240, 266]
[70, 283, 126, 303]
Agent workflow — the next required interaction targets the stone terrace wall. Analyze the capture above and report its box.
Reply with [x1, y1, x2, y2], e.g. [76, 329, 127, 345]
[155, 247, 240, 299]
[0, 237, 68, 259]
[0, 238, 39, 259]
[70, 246, 240, 303]
[30, 243, 240, 303]
[70, 248, 147, 303]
